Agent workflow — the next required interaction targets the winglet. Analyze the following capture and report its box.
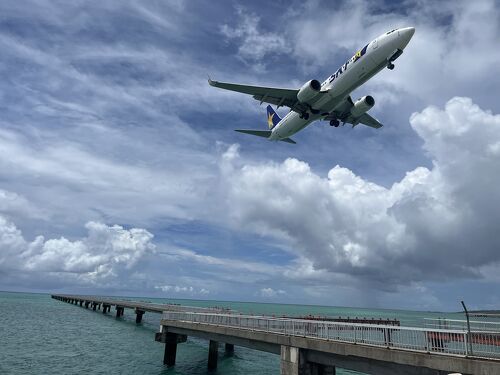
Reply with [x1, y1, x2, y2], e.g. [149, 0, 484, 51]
[208, 76, 216, 86]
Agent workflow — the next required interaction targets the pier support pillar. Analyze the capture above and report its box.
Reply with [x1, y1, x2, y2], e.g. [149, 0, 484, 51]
[281, 346, 300, 375]
[225, 343, 234, 356]
[309, 363, 336, 375]
[85, 301, 89, 308]
[116, 306, 124, 317]
[208, 340, 218, 371]
[103, 304, 109, 314]
[92, 302, 97, 311]
[79, 300, 83, 306]
[163, 332, 178, 367]
[135, 309, 145, 323]
[280, 346, 335, 375]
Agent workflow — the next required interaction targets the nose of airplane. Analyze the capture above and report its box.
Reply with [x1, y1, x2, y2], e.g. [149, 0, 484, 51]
[398, 27, 415, 49]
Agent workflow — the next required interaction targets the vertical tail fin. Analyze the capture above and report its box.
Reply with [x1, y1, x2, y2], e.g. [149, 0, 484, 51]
[266, 105, 281, 130]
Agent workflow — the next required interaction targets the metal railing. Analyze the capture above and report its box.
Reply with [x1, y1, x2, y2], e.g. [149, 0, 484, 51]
[162, 311, 500, 360]
[425, 318, 500, 332]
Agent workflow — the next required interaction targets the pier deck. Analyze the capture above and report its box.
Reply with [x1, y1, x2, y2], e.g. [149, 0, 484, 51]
[52, 294, 500, 375]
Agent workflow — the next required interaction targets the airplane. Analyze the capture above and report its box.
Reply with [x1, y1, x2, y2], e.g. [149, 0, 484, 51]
[208, 27, 415, 144]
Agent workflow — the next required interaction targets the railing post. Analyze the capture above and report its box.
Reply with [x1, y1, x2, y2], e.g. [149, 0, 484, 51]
[461, 301, 473, 356]
[464, 332, 468, 356]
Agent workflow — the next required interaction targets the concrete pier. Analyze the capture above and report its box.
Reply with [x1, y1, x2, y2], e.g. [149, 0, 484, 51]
[159, 313, 500, 375]
[208, 340, 218, 370]
[52, 294, 500, 375]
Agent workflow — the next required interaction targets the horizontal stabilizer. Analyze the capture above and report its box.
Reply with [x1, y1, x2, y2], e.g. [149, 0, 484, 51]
[234, 129, 272, 138]
[234, 130, 296, 144]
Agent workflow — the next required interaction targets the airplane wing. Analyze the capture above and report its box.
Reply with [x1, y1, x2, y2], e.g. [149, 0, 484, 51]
[208, 78, 309, 113]
[357, 113, 383, 129]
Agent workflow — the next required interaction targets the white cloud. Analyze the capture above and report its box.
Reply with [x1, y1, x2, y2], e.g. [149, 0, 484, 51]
[220, 7, 291, 66]
[155, 284, 209, 295]
[0, 216, 155, 281]
[221, 97, 500, 290]
[260, 287, 286, 298]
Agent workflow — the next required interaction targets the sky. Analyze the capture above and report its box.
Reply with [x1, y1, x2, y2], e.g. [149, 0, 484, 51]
[0, 0, 499, 311]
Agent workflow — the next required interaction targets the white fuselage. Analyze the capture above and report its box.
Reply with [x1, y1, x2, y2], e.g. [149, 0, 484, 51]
[268, 27, 415, 141]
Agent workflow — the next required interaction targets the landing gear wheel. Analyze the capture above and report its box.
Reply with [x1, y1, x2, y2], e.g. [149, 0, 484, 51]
[303, 113, 310, 120]
[330, 120, 340, 127]
[387, 62, 395, 70]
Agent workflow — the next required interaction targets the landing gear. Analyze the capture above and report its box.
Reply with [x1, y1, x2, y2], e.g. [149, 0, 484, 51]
[329, 119, 340, 127]
[387, 62, 395, 70]
[300, 112, 310, 120]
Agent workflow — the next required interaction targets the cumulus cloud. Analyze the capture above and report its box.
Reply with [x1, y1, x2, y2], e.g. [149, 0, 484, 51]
[221, 97, 500, 290]
[0, 216, 155, 281]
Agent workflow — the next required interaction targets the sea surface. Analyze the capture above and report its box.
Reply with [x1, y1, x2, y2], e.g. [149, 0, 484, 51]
[0, 291, 463, 375]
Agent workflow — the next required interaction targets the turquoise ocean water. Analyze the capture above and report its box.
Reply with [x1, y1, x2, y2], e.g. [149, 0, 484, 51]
[0, 291, 463, 374]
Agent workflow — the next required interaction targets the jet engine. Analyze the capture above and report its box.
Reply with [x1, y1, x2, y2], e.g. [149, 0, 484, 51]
[350, 96, 375, 117]
[297, 79, 321, 104]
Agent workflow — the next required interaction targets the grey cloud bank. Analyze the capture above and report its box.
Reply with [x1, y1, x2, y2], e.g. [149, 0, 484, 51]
[0, 0, 499, 310]
[2, 97, 500, 309]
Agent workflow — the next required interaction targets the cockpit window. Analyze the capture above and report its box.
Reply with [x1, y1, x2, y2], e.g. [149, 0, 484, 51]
[386, 29, 396, 35]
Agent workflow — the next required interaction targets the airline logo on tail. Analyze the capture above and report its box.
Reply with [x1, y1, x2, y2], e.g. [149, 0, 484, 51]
[266, 105, 281, 130]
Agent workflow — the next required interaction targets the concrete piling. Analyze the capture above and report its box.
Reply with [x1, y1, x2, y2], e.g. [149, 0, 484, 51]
[281, 346, 300, 375]
[163, 332, 178, 367]
[116, 306, 124, 318]
[225, 343, 234, 356]
[308, 363, 336, 375]
[135, 309, 145, 323]
[208, 340, 218, 371]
